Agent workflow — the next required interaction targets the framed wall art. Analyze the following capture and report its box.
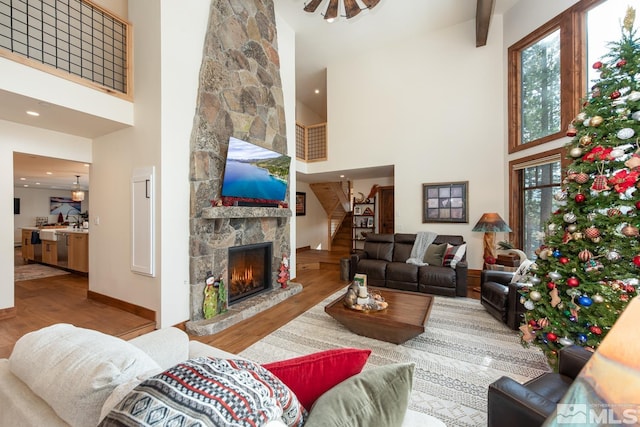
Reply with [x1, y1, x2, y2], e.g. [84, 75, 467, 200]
[422, 181, 468, 223]
[296, 192, 306, 216]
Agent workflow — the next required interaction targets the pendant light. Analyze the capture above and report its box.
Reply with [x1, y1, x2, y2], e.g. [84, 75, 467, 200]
[71, 175, 85, 202]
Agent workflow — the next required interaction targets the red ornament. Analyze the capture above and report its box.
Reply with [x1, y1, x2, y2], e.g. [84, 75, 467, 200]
[589, 326, 602, 335]
[485, 256, 496, 265]
[635, 201, 640, 210]
[559, 257, 570, 265]
[617, 59, 627, 67]
[585, 227, 600, 239]
[633, 255, 640, 267]
[529, 320, 537, 327]
[566, 277, 580, 287]
[610, 90, 621, 99]
[546, 332, 558, 341]
[593, 61, 603, 69]
[547, 282, 556, 290]
[574, 193, 586, 203]
[621, 294, 630, 301]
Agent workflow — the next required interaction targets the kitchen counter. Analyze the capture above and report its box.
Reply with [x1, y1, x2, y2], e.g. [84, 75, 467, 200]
[21, 227, 89, 273]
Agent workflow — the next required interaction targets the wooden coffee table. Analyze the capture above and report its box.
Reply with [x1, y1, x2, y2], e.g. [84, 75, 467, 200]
[324, 287, 434, 344]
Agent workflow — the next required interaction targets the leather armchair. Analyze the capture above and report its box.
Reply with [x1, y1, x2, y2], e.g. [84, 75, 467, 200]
[480, 270, 526, 330]
[487, 345, 593, 427]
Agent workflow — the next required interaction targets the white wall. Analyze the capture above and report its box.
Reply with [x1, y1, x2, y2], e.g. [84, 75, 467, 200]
[158, 0, 210, 327]
[13, 187, 89, 243]
[295, 181, 330, 250]
[0, 120, 91, 310]
[296, 102, 324, 126]
[310, 18, 506, 269]
[276, 14, 298, 279]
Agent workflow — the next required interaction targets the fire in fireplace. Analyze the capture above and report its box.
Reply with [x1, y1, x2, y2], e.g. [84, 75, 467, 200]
[228, 242, 272, 305]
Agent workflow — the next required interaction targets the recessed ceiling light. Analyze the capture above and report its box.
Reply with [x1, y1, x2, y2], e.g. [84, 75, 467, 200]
[23, 184, 28, 187]
[340, 175, 345, 178]
[35, 182, 40, 185]
[26, 111, 40, 116]
[314, 89, 320, 94]
[20, 177, 26, 180]
[46, 171, 52, 175]
[84, 163, 90, 167]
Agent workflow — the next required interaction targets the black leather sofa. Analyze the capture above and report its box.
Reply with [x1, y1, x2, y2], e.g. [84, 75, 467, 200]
[487, 345, 592, 427]
[349, 233, 468, 297]
[480, 270, 526, 330]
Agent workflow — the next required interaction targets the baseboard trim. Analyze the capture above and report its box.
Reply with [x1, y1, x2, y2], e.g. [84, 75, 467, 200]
[87, 291, 156, 322]
[0, 306, 17, 320]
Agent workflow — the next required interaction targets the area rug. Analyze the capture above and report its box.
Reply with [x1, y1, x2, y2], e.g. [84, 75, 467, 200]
[14, 264, 70, 281]
[239, 290, 551, 427]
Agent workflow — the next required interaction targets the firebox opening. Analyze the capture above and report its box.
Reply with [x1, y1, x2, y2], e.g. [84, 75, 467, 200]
[228, 242, 272, 305]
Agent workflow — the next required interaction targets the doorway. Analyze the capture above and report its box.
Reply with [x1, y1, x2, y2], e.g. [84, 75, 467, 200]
[378, 186, 394, 234]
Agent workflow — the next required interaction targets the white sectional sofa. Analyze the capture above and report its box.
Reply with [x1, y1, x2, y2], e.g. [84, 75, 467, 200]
[0, 324, 445, 427]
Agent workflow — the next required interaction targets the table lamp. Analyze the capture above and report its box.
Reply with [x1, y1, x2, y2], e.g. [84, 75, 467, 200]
[472, 212, 511, 262]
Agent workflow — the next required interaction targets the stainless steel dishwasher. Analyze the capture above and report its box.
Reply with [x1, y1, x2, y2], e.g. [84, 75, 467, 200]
[57, 232, 69, 267]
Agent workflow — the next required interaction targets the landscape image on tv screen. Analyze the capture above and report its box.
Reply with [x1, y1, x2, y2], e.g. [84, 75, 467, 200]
[221, 137, 291, 202]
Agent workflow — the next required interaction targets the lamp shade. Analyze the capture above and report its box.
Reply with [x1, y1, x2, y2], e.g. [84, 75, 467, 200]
[472, 213, 511, 233]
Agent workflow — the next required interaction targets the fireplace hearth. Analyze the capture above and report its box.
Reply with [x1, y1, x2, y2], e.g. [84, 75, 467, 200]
[228, 242, 272, 305]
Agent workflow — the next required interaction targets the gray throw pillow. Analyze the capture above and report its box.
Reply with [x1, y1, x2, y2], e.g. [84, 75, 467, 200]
[423, 243, 447, 265]
[304, 363, 414, 427]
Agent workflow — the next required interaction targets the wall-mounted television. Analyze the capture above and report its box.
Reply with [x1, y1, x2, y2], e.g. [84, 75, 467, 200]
[221, 137, 291, 205]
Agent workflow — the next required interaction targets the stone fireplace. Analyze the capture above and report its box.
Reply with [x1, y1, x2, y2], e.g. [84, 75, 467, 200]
[185, 1, 301, 336]
[228, 242, 272, 305]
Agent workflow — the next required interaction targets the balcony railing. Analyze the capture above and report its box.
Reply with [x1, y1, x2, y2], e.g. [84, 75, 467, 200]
[0, 0, 131, 99]
[296, 122, 327, 162]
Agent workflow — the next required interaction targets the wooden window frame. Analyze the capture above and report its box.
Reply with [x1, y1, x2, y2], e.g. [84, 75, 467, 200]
[508, 0, 603, 154]
[509, 147, 571, 251]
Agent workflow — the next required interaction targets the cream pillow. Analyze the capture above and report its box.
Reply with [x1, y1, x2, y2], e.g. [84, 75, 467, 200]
[9, 324, 160, 427]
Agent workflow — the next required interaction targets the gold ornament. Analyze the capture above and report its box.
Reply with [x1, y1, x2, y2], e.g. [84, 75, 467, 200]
[579, 135, 592, 146]
[624, 7, 636, 32]
[590, 116, 604, 127]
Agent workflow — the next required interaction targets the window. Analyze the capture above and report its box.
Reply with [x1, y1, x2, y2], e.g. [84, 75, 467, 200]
[508, 0, 613, 252]
[520, 30, 561, 144]
[508, 0, 607, 153]
[510, 149, 565, 259]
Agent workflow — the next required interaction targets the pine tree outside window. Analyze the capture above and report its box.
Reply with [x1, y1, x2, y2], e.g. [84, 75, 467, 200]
[520, 31, 561, 144]
[522, 161, 562, 259]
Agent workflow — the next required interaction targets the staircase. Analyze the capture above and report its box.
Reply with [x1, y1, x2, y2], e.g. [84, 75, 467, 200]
[332, 212, 353, 253]
[308, 182, 351, 252]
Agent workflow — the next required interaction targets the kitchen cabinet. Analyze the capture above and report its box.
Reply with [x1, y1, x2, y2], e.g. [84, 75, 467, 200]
[21, 229, 34, 261]
[42, 240, 58, 265]
[68, 233, 89, 273]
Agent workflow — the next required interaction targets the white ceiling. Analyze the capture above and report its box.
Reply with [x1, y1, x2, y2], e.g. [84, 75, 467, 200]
[8, 0, 518, 188]
[14, 152, 89, 191]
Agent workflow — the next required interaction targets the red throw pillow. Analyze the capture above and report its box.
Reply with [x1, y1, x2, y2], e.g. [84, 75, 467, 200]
[262, 348, 371, 410]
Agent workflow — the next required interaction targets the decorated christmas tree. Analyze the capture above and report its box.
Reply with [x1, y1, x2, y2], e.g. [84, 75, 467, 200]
[518, 8, 640, 366]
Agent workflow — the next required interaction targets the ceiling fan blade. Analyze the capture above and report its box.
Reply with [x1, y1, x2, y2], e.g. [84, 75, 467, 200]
[303, 0, 323, 13]
[360, 0, 381, 10]
[324, 0, 339, 20]
[343, 0, 362, 19]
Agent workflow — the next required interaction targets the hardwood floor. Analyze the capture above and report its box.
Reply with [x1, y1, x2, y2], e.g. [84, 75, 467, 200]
[1, 249, 480, 359]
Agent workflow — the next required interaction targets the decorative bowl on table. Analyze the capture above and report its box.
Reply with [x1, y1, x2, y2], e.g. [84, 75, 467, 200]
[343, 291, 388, 312]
